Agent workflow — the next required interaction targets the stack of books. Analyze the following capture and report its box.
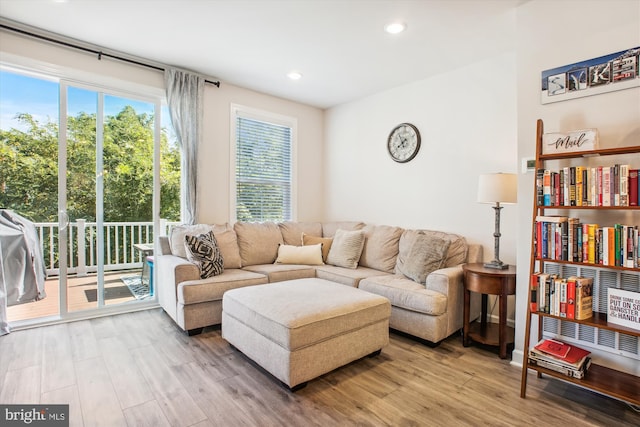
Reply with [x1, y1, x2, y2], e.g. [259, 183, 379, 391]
[528, 338, 591, 379]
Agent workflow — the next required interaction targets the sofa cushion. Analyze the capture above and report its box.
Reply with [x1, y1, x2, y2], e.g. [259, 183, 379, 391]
[234, 222, 284, 266]
[177, 269, 268, 305]
[278, 221, 323, 245]
[315, 265, 389, 287]
[359, 275, 448, 316]
[275, 244, 324, 265]
[184, 231, 224, 279]
[397, 232, 450, 284]
[322, 221, 365, 238]
[243, 264, 316, 283]
[396, 229, 468, 274]
[326, 229, 365, 269]
[302, 233, 333, 261]
[359, 224, 403, 273]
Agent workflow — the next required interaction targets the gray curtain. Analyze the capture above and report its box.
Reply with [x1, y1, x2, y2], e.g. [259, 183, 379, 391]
[164, 68, 204, 225]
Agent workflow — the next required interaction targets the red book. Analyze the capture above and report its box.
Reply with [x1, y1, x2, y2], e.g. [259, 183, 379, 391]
[530, 274, 538, 312]
[629, 169, 638, 206]
[535, 339, 571, 358]
[566, 279, 576, 319]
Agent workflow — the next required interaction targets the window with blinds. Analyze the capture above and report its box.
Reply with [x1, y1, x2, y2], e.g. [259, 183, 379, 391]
[233, 107, 294, 222]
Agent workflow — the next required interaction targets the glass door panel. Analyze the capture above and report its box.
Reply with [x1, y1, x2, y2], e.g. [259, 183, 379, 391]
[65, 85, 99, 312]
[1, 70, 61, 322]
[103, 95, 155, 305]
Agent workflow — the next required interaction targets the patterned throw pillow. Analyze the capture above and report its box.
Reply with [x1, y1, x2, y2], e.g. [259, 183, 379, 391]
[184, 231, 224, 279]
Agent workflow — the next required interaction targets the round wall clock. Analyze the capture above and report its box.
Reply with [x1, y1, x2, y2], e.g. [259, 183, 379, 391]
[387, 123, 421, 163]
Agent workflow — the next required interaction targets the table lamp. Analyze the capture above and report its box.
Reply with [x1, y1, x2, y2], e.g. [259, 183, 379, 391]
[477, 173, 517, 269]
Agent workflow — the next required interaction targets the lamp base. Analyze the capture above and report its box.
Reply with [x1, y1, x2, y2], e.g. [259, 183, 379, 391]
[484, 260, 509, 270]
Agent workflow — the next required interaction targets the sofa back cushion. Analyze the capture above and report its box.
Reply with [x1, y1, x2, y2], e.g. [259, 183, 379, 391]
[169, 223, 242, 269]
[322, 221, 365, 238]
[234, 221, 284, 266]
[214, 229, 243, 269]
[396, 229, 468, 275]
[326, 229, 366, 269]
[359, 224, 403, 273]
[278, 221, 323, 245]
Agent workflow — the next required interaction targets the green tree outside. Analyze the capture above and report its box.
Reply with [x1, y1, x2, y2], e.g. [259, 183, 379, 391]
[0, 108, 181, 223]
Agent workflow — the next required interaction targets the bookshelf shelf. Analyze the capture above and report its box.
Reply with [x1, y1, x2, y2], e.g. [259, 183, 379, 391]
[520, 119, 640, 406]
[527, 363, 640, 405]
[533, 311, 640, 337]
[536, 205, 640, 211]
[534, 258, 640, 273]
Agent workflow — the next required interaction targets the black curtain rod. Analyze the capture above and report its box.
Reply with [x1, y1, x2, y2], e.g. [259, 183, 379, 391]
[1, 23, 221, 87]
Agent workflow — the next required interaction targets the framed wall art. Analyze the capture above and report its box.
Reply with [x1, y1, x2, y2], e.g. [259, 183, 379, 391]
[541, 46, 639, 104]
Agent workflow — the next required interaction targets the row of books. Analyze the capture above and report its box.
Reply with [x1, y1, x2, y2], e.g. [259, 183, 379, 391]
[528, 338, 591, 379]
[529, 274, 593, 319]
[534, 216, 639, 268]
[535, 165, 639, 207]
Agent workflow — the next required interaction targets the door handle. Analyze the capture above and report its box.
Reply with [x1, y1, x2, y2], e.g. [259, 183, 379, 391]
[59, 210, 69, 231]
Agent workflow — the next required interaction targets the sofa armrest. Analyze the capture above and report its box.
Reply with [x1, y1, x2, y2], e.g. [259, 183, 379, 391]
[156, 254, 199, 320]
[426, 265, 480, 334]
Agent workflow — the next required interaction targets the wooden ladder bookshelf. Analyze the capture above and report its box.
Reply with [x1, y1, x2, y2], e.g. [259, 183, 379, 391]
[520, 119, 640, 405]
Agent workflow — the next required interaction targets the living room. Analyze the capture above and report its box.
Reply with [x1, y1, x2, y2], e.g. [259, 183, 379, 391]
[1, 0, 639, 426]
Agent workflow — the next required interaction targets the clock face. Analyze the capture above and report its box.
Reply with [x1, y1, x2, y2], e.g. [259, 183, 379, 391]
[387, 123, 421, 163]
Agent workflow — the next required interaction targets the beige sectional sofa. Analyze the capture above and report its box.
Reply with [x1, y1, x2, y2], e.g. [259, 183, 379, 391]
[157, 220, 481, 344]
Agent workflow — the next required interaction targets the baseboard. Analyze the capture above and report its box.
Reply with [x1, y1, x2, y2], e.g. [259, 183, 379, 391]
[510, 349, 525, 368]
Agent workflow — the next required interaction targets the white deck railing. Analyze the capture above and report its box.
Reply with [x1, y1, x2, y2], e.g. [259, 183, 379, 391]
[34, 219, 179, 276]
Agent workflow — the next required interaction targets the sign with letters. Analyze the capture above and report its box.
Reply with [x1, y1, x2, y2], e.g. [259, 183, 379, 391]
[607, 288, 640, 331]
[542, 128, 598, 155]
[541, 47, 640, 104]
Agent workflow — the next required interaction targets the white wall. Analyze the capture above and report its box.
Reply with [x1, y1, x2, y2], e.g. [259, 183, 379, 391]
[514, 0, 640, 373]
[325, 50, 519, 316]
[200, 82, 324, 224]
[0, 30, 325, 226]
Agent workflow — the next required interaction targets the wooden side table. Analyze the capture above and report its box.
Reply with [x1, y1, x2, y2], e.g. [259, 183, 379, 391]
[462, 263, 516, 359]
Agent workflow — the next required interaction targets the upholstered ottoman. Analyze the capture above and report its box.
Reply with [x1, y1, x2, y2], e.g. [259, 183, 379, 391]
[221, 278, 391, 390]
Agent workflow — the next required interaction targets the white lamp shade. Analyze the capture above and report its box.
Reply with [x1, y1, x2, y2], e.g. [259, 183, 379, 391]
[477, 173, 517, 204]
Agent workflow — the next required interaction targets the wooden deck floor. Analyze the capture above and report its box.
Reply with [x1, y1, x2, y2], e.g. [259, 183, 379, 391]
[6, 270, 143, 322]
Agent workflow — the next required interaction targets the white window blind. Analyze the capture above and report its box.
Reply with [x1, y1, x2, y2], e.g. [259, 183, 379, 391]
[235, 115, 292, 222]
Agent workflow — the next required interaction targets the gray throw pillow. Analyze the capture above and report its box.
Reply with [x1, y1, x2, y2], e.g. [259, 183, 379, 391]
[326, 229, 366, 269]
[184, 231, 224, 279]
[399, 233, 450, 284]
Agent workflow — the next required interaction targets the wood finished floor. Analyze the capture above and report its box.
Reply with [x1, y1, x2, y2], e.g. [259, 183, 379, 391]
[1, 308, 638, 427]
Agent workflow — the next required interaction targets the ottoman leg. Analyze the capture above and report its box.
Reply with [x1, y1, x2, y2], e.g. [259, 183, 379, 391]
[287, 382, 308, 392]
[187, 327, 203, 336]
[367, 349, 382, 358]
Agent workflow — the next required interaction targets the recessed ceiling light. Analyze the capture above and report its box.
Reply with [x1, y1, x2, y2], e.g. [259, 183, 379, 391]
[384, 22, 406, 34]
[287, 71, 303, 80]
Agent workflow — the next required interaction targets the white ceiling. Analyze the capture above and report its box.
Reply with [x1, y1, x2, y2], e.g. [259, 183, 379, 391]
[0, 0, 524, 109]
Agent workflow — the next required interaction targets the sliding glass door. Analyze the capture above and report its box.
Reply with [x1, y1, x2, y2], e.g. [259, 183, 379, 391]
[2, 68, 168, 324]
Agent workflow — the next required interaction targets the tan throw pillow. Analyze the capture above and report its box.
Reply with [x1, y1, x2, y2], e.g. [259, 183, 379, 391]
[275, 244, 324, 265]
[398, 232, 450, 284]
[302, 232, 333, 262]
[326, 229, 366, 269]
